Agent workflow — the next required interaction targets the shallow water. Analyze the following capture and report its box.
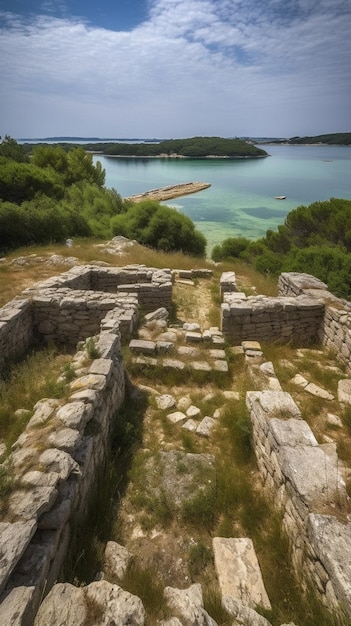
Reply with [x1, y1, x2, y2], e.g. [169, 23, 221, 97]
[94, 144, 351, 251]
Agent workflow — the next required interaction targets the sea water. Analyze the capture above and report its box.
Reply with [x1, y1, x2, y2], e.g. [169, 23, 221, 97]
[94, 144, 351, 251]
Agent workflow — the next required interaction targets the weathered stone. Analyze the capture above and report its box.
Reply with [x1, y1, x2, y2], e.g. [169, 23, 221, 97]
[47, 428, 81, 453]
[290, 374, 308, 387]
[337, 379, 351, 405]
[8, 486, 58, 522]
[144, 307, 169, 322]
[0, 521, 37, 595]
[182, 419, 198, 432]
[183, 322, 200, 331]
[308, 515, 351, 613]
[156, 341, 174, 353]
[167, 411, 187, 424]
[0, 585, 37, 626]
[186, 332, 203, 343]
[56, 400, 96, 432]
[196, 417, 216, 437]
[34, 583, 87, 625]
[213, 360, 229, 372]
[191, 361, 211, 371]
[222, 596, 272, 626]
[155, 394, 176, 410]
[103, 541, 132, 581]
[209, 349, 226, 359]
[129, 339, 156, 355]
[177, 395, 192, 411]
[164, 583, 217, 626]
[163, 359, 185, 370]
[39, 448, 80, 481]
[304, 383, 334, 400]
[326, 413, 343, 428]
[269, 418, 318, 448]
[186, 405, 201, 418]
[85, 580, 146, 625]
[177, 346, 199, 356]
[213, 537, 271, 610]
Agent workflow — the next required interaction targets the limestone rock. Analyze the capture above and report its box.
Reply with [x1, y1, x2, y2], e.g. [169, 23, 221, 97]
[167, 411, 187, 424]
[308, 514, 351, 613]
[39, 448, 80, 481]
[337, 379, 351, 405]
[182, 419, 198, 431]
[144, 307, 169, 322]
[222, 596, 272, 626]
[129, 339, 156, 355]
[213, 537, 271, 610]
[326, 413, 343, 428]
[155, 394, 176, 410]
[164, 583, 217, 626]
[196, 417, 216, 437]
[84, 580, 145, 625]
[47, 428, 81, 453]
[186, 405, 201, 418]
[103, 541, 132, 581]
[304, 383, 334, 400]
[0, 521, 37, 595]
[56, 401, 94, 431]
[34, 583, 87, 625]
[0, 585, 36, 626]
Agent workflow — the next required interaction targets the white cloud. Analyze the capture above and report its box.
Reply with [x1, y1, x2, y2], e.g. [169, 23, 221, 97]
[0, 0, 350, 137]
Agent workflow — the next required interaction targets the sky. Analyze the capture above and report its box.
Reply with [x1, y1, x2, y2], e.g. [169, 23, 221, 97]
[0, 0, 350, 139]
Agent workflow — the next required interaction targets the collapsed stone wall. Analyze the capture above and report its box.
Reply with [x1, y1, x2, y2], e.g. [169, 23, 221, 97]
[0, 299, 34, 372]
[246, 389, 351, 615]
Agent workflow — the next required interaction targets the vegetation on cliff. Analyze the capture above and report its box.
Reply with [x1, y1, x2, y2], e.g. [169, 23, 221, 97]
[212, 198, 351, 298]
[0, 137, 206, 256]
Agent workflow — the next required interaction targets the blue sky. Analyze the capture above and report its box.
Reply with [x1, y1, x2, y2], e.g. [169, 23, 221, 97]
[0, 0, 350, 138]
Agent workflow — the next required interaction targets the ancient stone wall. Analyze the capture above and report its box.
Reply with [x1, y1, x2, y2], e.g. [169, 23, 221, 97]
[221, 292, 324, 345]
[246, 389, 351, 614]
[0, 263, 173, 625]
[278, 272, 351, 371]
[0, 322, 126, 624]
[0, 264, 172, 371]
[0, 298, 33, 371]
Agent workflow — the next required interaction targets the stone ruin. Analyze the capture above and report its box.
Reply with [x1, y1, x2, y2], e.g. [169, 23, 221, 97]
[0, 262, 351, 624]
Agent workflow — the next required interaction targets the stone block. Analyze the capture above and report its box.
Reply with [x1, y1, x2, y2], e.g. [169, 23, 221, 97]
[213, 537, 271, 609]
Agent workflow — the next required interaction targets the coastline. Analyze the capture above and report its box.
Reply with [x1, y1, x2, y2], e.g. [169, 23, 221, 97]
[124, 182, 211, 203]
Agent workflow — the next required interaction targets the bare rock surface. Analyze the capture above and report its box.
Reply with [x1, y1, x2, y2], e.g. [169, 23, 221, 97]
[103, 541, 132, 581]
[0, 521, 37, 595]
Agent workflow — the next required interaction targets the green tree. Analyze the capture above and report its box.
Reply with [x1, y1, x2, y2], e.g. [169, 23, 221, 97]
[0, 135, 29, 162]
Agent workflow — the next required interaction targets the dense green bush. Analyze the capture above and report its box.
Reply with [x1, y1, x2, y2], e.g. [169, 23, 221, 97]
[211, 199, 351, 298]
[111, 200, 207, 256]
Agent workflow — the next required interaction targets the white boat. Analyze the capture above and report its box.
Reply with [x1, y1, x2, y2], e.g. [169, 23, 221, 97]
[275, 195, 286, 200]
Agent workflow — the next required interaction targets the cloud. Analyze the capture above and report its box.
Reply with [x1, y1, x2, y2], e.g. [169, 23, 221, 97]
[0, 0, 350, 137]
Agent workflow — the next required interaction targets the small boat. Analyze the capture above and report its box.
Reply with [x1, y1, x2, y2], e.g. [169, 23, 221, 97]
[275, 195, 286, 200]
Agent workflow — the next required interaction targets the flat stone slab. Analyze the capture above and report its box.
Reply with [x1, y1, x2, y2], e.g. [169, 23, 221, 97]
[209, 349, 226, 359]
[242, 341, 262, 351]
[183, 322, 200, 331]
[213, 537, 271, 609]
[247, 390, 301, 420]
[290, 374, 308, 387]
[129, 339, 156, 355]
[305, 383, 334, 400]
[191, 361, 211, 371]
[177, 346, 199, 357]
[269, 418, 318, 448]
[163, 359, 185, 370]
[185, 332, 203, 343]
[279, 446, 347, 509]
[213, 360, 229, 372]
[167, 411, 187, 424]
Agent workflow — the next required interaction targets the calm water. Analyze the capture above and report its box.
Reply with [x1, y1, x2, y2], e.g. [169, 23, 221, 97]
[94, 145, 351, 251]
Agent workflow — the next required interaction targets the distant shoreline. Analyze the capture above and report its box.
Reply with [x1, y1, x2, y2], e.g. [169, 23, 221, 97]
[124, 182, 211, 202]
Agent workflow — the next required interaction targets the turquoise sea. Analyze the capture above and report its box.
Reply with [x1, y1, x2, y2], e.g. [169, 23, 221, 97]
[94, 145, 351, 251]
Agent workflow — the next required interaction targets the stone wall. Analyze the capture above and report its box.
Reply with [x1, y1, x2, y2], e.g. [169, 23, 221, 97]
[0, 264, 172, 371]
[221, 292, 324, 345]
[0, 321, 126, 625]
[0, 298, 34, 372]
[278, 272, 351, 371]
[246, 388, 351, 614]
[0, 262, 174, 625]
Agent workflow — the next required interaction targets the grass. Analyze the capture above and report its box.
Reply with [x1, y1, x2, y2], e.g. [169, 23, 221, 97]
[121, 560, 168, 624]
[0, 344, 72, 449]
